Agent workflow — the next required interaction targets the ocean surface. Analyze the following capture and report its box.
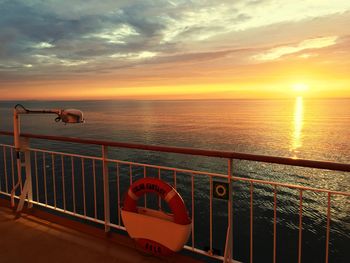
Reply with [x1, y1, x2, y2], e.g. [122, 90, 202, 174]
[0, 99, 349, 262]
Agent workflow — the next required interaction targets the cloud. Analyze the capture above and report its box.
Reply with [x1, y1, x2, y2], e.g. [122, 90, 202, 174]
[32, 42, 55, 49]
[0, 0, 350, 91]
[110, 51, 158, 60]
[252, 36, 338, 61]
[86, 24, 139, 44]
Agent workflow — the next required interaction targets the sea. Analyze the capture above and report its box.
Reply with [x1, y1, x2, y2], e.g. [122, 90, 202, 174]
[0, 98, 349, 262]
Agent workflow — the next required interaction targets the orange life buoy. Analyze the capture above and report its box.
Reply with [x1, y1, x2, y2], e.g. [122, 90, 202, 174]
[122, 178, 191, 256]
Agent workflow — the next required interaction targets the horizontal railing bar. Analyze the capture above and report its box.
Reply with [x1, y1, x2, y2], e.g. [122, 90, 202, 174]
[0, 143, 348, 196]
[29, 147, 103, 161]
[5, 144, 102, 162]
[1, 131, 349, 172]
[106, 158, 229, 179]
[0, 143, 13, 148]
[2, 145, 227, 178]
[4, 143, 227, 179]
[109, 223, 126, 231]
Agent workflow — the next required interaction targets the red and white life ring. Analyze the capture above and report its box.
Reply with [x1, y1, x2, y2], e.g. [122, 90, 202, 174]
[122, 178, 191, 256]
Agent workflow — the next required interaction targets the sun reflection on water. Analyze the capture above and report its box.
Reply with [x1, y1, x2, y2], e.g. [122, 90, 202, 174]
[291, 96, 304, 157]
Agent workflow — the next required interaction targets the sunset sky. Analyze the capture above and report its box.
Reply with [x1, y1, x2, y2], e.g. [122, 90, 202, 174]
[1, 0, 350, 100]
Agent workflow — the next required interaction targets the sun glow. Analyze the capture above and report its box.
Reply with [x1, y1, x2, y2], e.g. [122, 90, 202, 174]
[292, 83, 309, 93]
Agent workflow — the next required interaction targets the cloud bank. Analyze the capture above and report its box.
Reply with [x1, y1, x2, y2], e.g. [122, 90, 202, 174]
[0, 0, 350, 98]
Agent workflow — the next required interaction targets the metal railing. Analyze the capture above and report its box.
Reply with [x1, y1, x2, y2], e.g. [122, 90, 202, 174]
[0, 131, 349, 263]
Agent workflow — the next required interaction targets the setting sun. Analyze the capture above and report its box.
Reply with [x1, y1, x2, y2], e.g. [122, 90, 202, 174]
[292, 83, 309, 93]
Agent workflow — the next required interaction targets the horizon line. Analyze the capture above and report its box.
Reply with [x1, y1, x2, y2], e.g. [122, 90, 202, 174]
[0, 97, 349, 102]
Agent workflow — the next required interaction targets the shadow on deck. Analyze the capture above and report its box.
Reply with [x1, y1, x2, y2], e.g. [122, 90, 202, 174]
[0, 203, 201, 263]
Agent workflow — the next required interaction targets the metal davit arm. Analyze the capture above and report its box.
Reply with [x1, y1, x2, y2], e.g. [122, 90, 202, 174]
[10, 105, 84, 213]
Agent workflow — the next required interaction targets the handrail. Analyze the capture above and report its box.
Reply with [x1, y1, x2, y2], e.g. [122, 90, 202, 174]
[1, 130, 349, 172]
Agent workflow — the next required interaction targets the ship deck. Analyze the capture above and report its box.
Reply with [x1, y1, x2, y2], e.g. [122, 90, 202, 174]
[0, 203, 200, 263]
[1, 131, 349, 262]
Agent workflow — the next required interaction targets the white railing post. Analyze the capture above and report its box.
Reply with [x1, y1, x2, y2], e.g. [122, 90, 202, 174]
[11, 109, 21, 207]
[102, 145, 110, 232]
[223, 158, 233, 262]
[16, 137, 33, 212]
[223, 225, 232, 262]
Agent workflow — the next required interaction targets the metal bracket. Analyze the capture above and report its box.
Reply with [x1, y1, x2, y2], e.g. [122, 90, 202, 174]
[11, 138, 33, 213]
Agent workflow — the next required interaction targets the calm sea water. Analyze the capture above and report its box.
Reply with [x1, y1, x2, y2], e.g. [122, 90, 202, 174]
[1, 99, 349, 161]
[0, 99, 349, 262]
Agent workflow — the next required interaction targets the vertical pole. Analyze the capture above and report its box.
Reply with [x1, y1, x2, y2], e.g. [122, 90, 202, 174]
[44, 153, 47, 206]
[102, 145, 110, 232]
[250, 182, 254, 263]
[93, 160, 97, 220]
[191, 174, 195, 249]
[61, 155, 66, 211]
[325, 193, 331, 263]
[11, 148, 15, 190]
[228, 158, 233, 262]
[158, 168, 161, 210]
[16, 138, 33, 212]
[71, 156, 76, 213]
[298, 190, 303, 263]
[209, 176, 213, 255]
[273, 186, 277, 263]
[52, 154, 56, 208]
[117, 163, 121, 225]
[13, 109, 20, 151]
[24, 139, 33, 208]
[3, 146, 8, 193]
[81, 158, 86, 217]
[35, 152, 39, 202]
[224, 158, 233, 262]
[11, 109, 21, 207]
[143, 166, 147, 208]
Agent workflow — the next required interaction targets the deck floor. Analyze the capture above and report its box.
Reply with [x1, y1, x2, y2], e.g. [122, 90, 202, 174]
[0, 206, 198, 263]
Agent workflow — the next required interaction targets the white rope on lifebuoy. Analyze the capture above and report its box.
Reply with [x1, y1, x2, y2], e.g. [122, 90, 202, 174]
[127, 188, 138, 201]
[164, 189, 177, 203]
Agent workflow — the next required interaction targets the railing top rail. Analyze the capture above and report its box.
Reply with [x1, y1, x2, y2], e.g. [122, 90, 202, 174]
[1, 130, 349, 172]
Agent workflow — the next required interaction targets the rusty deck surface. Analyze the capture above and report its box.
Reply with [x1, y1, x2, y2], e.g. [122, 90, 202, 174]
[0, 205, 202, 263]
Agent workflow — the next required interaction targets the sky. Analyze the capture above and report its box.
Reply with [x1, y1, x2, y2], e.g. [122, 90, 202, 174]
[0, 0, 350, 100]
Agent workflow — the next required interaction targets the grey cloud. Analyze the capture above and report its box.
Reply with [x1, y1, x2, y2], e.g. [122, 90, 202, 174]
[2, 0, 346, 85]
[0, 0, 179, 66]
